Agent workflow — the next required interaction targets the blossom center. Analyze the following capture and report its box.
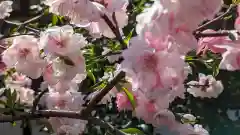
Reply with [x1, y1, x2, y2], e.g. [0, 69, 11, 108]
[140, 52, 158, 72]
[18, 48, 30, 58]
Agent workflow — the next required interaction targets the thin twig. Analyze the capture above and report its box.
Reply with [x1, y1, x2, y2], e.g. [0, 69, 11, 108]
[101, 14, 127, 49]
[0, 33, 38, 40]
[81, 71, 125, 116]
[31, 89, 49, 113]
[194, 4, 235, 32]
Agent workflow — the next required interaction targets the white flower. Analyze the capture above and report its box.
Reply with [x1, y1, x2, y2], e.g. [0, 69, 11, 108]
[5, 72, 32, 88]
[43, 53, 86, 86]
[194, 124, 209, 135]
[187, 73, 224, 98]
[17, 87, 35, 105]
[0, 1, 13, 19]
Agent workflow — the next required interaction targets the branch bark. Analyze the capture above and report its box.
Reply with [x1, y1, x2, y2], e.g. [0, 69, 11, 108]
[0, 110, 126, 135]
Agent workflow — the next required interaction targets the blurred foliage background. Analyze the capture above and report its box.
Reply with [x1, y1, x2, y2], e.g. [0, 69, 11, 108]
[1, 0, 240, 135]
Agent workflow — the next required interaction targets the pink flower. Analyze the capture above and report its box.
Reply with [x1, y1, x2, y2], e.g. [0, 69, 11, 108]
[116, 91, 133, 111]
[0, 1, 12, 19]
[197, 29, 227, 55]
[2, 36, 46, 79]
[121, 37, 167, 92]
[46, 91, 84, 111]
[45, 0, 128, 38]
[44, 0, 102, 26]
[219, 47, 240, 71]
[235, 5, 240, 32]
[40, 25, 87, 56]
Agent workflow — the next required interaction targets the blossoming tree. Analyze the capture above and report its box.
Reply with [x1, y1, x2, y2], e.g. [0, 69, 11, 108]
[0, 0, 240, 134]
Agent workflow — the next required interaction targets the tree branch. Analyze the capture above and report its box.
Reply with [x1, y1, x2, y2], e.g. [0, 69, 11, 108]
[81, 71, 125, 116]
[0, 110, 126, 135]
[194, 31, 237, 38]
[3, 13, 44, 35]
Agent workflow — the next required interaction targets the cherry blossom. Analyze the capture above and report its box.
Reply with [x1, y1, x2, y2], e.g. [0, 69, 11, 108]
[0, 0, 234, 134]
[235, 5, 240, 32]
[187, 73, 224, 98]
[197, 29, 228, 55]
[0, 0, 13, 19]
[44, 0, 102, 26]
[40, 25, 87, 56]
[5, 72, 32, 88]
[218, 46, 240, 71]
[45, 0, 128, 38]
[2, 35, 46, 79]
[43, 53, 86, 86]
[45, 90, 87, 135]
[3, 72, 34, 105]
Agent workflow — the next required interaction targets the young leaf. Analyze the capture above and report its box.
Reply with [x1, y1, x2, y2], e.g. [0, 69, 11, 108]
[124, 29, 134, 45]
[87, 70, 96, 83]
[122, 87, 136, 110]
[121, 128, 145, 135]
[52, 15, 59, 26]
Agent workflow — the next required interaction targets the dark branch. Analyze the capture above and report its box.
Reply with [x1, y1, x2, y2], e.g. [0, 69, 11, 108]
[81, 71, 125, 116]
[194, 31, 236, 38]
[101, 14, 127, 49]
[0, 110, 126, 135]
[31, 89, 49, 113]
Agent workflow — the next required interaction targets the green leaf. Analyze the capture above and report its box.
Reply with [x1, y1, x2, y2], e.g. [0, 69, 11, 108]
[213, 62, 220, 77]
[224, 14, 233, 20]
[12, 90, 17, 104]
[87, 70, 96, 83]
[124, 29, 134, 45]
[181, 118, 198, 125]
[12, 121, 17, 127]
[6, 89, 13, 107]
[121, 128, 144, 135]
[122, 87, 136, 110]
[52, 15, 59, 26]
[233, 0, 240, 4]
[0, 100, 6, 106]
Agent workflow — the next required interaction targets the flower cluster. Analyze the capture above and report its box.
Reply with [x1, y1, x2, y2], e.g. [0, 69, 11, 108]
[44, 0, 128, 38]
[2, 25, 88, 135]
[117, 0, 224, 134]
